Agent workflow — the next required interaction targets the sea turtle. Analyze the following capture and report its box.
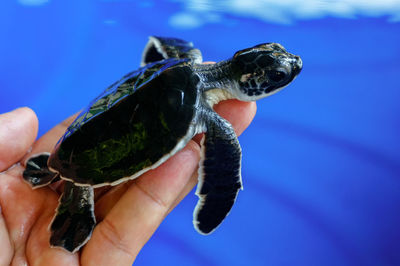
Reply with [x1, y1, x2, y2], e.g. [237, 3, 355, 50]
[23, 36, 302, 253]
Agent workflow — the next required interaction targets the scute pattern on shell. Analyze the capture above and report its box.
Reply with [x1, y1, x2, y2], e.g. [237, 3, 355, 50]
[63, 59, 187, 140]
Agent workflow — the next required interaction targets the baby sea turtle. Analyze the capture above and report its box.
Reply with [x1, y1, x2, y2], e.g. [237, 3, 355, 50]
[23, 36, 302, 253]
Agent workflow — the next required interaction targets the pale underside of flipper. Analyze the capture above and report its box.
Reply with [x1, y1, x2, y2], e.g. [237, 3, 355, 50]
[193, 110, 242, 234]
[141, 36, 203, 66]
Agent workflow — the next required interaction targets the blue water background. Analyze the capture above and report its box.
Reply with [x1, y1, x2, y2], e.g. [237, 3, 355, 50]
[1, 1, 400, 265]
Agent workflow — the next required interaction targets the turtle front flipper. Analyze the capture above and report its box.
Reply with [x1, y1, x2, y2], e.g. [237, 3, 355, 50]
[23, 152, 59, 188]
[193, 111, 242, 234]
[141, 36, 202, 66]
[50, 181, 95, 253]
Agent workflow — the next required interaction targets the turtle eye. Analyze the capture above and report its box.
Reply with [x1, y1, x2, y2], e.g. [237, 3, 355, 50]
[269, 70, 287, 83]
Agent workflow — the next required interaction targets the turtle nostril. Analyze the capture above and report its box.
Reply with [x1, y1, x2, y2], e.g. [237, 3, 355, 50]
[291, 56, 302, 74]
[295, 56, 302, 70]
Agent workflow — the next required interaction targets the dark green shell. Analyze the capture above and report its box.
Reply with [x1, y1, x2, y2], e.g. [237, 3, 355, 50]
[48, 58, 200, 186]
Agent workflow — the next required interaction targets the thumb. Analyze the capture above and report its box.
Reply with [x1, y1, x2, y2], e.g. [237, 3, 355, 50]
[0, 107, 38, 171]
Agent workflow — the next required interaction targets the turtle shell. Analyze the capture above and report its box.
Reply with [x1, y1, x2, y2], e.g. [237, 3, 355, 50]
[48, 58, 200, 186]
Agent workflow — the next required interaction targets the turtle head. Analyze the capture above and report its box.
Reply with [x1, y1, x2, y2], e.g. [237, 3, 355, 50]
[230, 43, 302, 101]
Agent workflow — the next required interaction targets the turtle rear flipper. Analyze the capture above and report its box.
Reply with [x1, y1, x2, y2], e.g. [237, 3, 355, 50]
[23, 153, 59, 188]
[50, 182, 95, 253]
[193, 111, 242, 234]
[141, 36, 202, 66]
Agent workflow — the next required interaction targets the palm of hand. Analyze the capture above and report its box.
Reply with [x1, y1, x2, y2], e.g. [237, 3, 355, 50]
[0, 100, 255, 265]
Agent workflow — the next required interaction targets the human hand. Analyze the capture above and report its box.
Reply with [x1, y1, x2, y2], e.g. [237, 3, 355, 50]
[0, 100, 256, 265]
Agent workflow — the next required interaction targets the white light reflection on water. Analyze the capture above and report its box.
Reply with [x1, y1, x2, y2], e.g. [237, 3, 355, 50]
[18, 0, 49, 6]
[169, 0, 400, 28]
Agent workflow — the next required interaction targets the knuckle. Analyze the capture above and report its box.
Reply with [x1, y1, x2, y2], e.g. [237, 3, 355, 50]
[97, 217, 135, 259]
[134, 181, 169, 210]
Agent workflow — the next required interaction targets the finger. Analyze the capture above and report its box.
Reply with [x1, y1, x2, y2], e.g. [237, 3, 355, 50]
[95, 182, 131, 221]
[168, 171, 198, 214]
[214, 100, 257, 136]
[0, 107, 38, 171]
[22, 113, 79, 164]
[0, 163, 78, 265]
[0, 204, 13, 266]
[0, 164, 50, 265]
[81, 141, 201, 265]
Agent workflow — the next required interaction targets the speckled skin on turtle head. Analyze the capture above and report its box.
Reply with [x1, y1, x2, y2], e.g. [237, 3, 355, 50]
[23, 36, 302, 252]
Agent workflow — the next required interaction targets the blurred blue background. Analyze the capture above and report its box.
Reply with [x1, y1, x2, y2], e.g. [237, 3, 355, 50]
[1, 1, 400, 265]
